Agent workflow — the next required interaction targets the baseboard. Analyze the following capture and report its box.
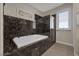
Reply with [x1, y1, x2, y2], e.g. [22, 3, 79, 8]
[74, 52, 78, 56]
[74, 51, 79, 56]
[74, 53, 78, 56]
[56, 41, 73, 47]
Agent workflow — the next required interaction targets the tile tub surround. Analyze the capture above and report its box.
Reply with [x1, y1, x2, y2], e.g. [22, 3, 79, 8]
[5, 38, 56, 56]
[35, 15, 50, 34]
[4, 15, 33, 54]
[4, 14, 56, 56]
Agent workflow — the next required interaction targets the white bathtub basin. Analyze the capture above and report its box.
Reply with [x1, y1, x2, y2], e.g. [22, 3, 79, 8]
[13, 34, 48, 48]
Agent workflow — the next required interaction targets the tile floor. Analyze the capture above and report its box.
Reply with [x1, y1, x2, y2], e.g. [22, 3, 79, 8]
[42, 43, 74, 56]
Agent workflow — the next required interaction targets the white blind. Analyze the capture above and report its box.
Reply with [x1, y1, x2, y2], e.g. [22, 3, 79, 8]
[50, 16, 54, 29]
[58, 11, 69, 28]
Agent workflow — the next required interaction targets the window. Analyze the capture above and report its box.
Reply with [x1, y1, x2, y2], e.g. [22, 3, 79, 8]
[50, 16, 54, 29]
[58, 10, 70, 29]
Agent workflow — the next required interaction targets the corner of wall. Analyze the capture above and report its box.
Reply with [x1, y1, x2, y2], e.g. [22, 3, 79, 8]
[0, 3, 3, 56]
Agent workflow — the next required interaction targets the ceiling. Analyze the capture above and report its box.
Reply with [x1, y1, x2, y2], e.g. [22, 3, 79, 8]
[29, 3, 63, 12]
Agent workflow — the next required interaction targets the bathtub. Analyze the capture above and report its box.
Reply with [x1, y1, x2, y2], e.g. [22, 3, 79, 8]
[13, 34, 48, 48]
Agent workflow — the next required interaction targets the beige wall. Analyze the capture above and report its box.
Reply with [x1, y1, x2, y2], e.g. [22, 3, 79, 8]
[4, 3, 43, 29]
[43, 3, 73, 46]
[73, 3, 79, 56]
[0, 3, 3, 56]
[56, 30, 73, 46]
[4, 3, 43, 18]
[76, 27, 79, 55]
